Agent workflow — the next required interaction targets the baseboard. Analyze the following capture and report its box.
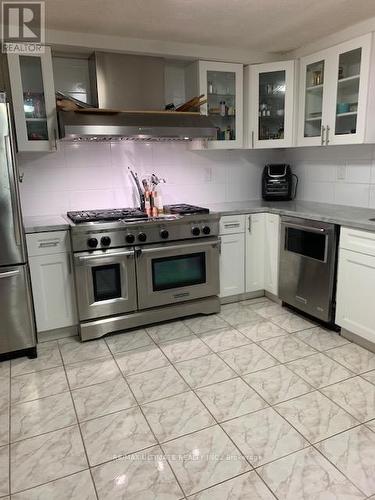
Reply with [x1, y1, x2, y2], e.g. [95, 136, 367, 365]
[37, 325, 78, 343]
[341, 328, 375, 354]
[220, 290, 265, 305]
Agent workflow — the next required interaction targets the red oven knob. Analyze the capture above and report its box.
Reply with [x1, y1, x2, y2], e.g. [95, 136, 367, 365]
[192, 227, 200, 236]
[202, 226, 211, 235]
[87, 238, 98, 248]
[138, 232, 147, 242]
[101, 236, 111, 247]
[126, 234, 135, 244]
[160, 229, 169, 239]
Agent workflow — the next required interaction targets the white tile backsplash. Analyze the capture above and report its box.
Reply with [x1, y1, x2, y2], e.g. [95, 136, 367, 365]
[19, 142, 277, 216]
[19, 141, 375, 217]
[287, 145, 375, 209]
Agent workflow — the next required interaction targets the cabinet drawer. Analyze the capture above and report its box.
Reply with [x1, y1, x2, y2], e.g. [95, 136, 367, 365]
[27, 231, 71, 256]
[220, 215, 245, 234]
[340, 227, 375, 257]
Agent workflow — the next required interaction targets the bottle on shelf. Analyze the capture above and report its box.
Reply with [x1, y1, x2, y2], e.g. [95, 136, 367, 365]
[220, 101, 226, 117]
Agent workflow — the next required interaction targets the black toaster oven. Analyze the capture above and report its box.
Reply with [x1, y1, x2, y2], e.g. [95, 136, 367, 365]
[262, 164, 293, 201]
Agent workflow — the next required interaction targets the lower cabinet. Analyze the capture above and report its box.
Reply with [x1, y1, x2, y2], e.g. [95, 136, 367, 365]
[220, 233, 245, 297]
[245, 213, 265, 292]
[336, 227, 375, 343]
[27, 231, 77, 333]
[264, 213, 280, 295]
[219, 213, 280, 298]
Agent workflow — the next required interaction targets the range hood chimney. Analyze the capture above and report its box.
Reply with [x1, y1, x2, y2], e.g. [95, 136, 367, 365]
[58, 52, 216, 141]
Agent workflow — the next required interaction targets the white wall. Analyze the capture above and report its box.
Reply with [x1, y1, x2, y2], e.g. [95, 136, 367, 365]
[285, 144, 375, 208]
[18, 142, 278, 216]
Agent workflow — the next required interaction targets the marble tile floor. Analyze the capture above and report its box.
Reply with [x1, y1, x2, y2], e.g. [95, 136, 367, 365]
[2, 297, 375, 499]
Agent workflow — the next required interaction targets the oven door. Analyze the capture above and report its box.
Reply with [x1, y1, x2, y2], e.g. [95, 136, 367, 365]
[136, 238, 220, 310]
[73, 248, 137, 321]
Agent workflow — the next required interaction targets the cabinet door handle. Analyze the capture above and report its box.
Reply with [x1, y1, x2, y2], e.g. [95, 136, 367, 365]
[50, 128, 58, 152]
[321, 125, 326, 145]
[251, 131, 254, 148]
[248, 215, 252, 233]
[223, 223, 240, 228]
[39, 241, 60, 248]
[326, 125, 330, 145]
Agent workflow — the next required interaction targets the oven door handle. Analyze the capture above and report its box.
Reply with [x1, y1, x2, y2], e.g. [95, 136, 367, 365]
[77, 250, 134, 262]
[282, 223, 330, 234]
[136, 239, 220, 256]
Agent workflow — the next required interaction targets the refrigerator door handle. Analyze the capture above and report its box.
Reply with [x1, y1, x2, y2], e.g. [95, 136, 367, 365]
[4, 103, 22, 247]
[0, 269, 20, 279]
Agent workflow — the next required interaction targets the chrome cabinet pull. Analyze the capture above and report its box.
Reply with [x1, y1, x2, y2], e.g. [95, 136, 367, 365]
[251, 131, 254, 148]
[39, 241, 59, 248]
[248, 215, 252, 233]
[326, 125, 330, 145]
[223, 223, 240, 228]
[321, 125, 326, 145]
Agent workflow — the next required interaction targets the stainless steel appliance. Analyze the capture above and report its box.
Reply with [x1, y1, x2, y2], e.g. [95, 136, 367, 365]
[58, 52, 216, 142]
[0, 92, 36, 359]
[68, 206, 220, 341]
[279, 216, 339, 323]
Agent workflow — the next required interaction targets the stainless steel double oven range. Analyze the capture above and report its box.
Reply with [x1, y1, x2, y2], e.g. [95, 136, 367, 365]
[68, 207, 220, 341]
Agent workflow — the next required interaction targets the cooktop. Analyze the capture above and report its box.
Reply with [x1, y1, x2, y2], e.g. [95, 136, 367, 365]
[67, 204, 210, 223]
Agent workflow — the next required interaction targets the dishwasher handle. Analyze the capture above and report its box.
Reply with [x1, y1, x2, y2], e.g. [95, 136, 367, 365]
[282, 222, 332, 234]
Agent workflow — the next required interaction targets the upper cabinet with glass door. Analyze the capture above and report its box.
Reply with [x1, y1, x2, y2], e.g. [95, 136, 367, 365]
[7, 47, 58, 152]
[246, 61, 295, 148]
[298, 34, 372, 146]
[186, 61, 243, 149]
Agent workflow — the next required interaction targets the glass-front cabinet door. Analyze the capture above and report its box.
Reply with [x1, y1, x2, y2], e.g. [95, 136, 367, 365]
[298, 49, 330, 146]
[7, 47, 58, 152]
[328, 34, 371, 145]
[250, 61, 295, 148]
[298, 34, 372, 146]
[197, 61, 243, 149]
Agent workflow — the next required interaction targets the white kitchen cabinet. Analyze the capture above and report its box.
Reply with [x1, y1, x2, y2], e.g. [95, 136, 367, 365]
[27, 231, 77, 332]
[245, 213, 266, 292]
[245, 60, 295, 148]
[264, 213, 280, 295]
[219, 215, 245, 297]
[220, 233, 245, 297]
[7, 47, 58, 152]
[219, 213, 280, 298]
[336, 227, 375, 343]
[298, 34, 372, 146]
[186, 60, 243, 149]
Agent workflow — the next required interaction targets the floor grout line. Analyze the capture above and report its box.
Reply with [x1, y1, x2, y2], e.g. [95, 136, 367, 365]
[56, 341, 100, 500]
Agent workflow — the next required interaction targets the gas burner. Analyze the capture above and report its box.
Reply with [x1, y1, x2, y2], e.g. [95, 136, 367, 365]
[67, 208, 147, 224]
[164, 204, 209, 215]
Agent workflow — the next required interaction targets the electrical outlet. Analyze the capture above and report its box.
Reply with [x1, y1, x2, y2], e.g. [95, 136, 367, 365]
[204, 167, 212, 183]
[337, 165, 346, 180]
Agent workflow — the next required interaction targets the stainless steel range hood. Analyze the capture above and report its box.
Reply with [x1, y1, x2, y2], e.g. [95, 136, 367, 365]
[58, 52, 216, 141]
[58, 110, 216, 141]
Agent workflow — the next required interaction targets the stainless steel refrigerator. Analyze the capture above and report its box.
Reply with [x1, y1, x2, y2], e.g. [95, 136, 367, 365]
[0, 92, 36, 359]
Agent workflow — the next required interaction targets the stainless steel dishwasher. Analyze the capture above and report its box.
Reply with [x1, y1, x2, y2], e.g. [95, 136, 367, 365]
[279, 216, 339, 323]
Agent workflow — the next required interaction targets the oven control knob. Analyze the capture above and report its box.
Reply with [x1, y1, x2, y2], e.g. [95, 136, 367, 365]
[138, 232, 147, 242]
[192, 226, 201, 236]
[101, 236, 111, 247]
[125, 234, 135, 244]
[160, 229, 169, 239]
[87, 237, 98, 248]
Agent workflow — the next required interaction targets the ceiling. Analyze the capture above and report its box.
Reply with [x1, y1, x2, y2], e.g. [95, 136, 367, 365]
[45, 0, 375, 53]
